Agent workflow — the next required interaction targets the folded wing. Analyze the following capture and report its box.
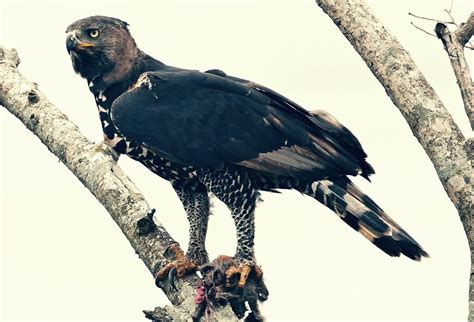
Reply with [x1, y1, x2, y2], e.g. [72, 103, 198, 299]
[111, 69, 374, 180]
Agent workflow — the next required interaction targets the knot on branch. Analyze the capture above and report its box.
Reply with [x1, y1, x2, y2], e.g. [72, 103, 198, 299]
[27, 90, 40, 104]
[435, 22, 449, 39]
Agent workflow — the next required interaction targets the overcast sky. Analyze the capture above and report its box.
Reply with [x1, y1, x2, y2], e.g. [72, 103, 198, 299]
[1, 0, 472, 321]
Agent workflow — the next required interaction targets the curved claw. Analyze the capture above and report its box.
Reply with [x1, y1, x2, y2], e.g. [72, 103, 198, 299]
[225, 262, 261, 288]
[154, 251, 198, 291]
[168, 267, 178, 291]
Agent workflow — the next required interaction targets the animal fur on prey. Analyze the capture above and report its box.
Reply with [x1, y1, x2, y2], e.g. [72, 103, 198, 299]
[65, 15, 429, 303]
[193, 255, 268, 322]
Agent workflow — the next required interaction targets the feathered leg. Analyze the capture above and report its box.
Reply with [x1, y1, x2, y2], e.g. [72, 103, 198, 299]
[176, 185, 210, 264]
[198, 167, 263, 288]
[155, 182, 210, 284]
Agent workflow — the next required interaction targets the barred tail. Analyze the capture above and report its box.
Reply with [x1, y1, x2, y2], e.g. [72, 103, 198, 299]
[307, 177, 429, 260]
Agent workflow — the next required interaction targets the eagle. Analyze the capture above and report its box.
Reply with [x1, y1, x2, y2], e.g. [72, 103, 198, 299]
[66, 15, 428, 289]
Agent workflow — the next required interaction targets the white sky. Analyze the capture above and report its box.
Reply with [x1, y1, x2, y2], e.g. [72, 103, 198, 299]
[0, 0, 472, 321]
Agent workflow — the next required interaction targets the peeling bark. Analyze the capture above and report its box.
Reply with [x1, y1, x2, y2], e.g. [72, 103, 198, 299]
[313, 0, 473, 318]
[0, 46, 237, 321]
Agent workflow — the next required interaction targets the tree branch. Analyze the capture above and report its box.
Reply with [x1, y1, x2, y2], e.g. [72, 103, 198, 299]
[456, 12, 474, 46]
[408, 11, 454, 25]
[409, 9, 474, 128]
[0, 46, 237, 321]
[410, 21, 438, 38]
[313, 0, 473, 317]
[435, 16, 474, 130]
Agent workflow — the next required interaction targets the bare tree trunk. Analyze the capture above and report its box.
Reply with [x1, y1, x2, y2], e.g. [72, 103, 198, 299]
[0, 46, 237, 321]
[313, 0, 473, 319]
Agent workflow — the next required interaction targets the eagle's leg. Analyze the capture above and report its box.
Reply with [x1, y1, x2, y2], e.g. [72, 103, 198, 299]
[155, 183, 210, 284]
[176, 185, 210, 265]
[224, 197, 264, 288]
[198, 168, 263, 288]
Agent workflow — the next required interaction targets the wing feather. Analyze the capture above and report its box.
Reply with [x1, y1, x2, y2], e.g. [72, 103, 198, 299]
[111, 69, 374, 180]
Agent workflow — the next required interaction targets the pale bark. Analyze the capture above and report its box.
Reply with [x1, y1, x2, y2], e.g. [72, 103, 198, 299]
[435, 13, 474, 130]
[0, 46, 237, 321]
[313, 0, 473, 319]
[456, 12, 474, 47]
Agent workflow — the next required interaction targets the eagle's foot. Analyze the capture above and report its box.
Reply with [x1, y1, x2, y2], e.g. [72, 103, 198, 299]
[224, 256, 263, 288]
[195, 255, 268, 321]
[155, 244, 198, 290]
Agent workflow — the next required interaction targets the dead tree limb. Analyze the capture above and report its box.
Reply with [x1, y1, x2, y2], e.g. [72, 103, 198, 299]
[456, 12, 474, 47]
[314, 0, 473, 319]
[0, 46, 237, 321]
[435, 13, 474, 130]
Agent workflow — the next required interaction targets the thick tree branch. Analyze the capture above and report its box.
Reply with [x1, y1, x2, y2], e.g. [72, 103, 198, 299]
[435, 15, 474, 130]
[456, 12, 474, 46]
[0, 46, 237, 321]
[314, 0, 473, 317]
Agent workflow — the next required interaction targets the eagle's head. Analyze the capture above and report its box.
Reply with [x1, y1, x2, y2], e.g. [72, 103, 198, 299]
[66, 16, 141, 82]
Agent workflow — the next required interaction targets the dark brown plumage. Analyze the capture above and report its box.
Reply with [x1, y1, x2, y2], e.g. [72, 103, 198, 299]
[65, 15, 428, 304]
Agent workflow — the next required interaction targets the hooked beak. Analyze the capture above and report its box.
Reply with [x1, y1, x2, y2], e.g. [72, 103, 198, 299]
[66, 31, 94, 52]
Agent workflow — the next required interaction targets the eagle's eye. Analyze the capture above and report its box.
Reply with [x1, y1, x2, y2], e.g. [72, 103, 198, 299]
[88, 29, 100, 38]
